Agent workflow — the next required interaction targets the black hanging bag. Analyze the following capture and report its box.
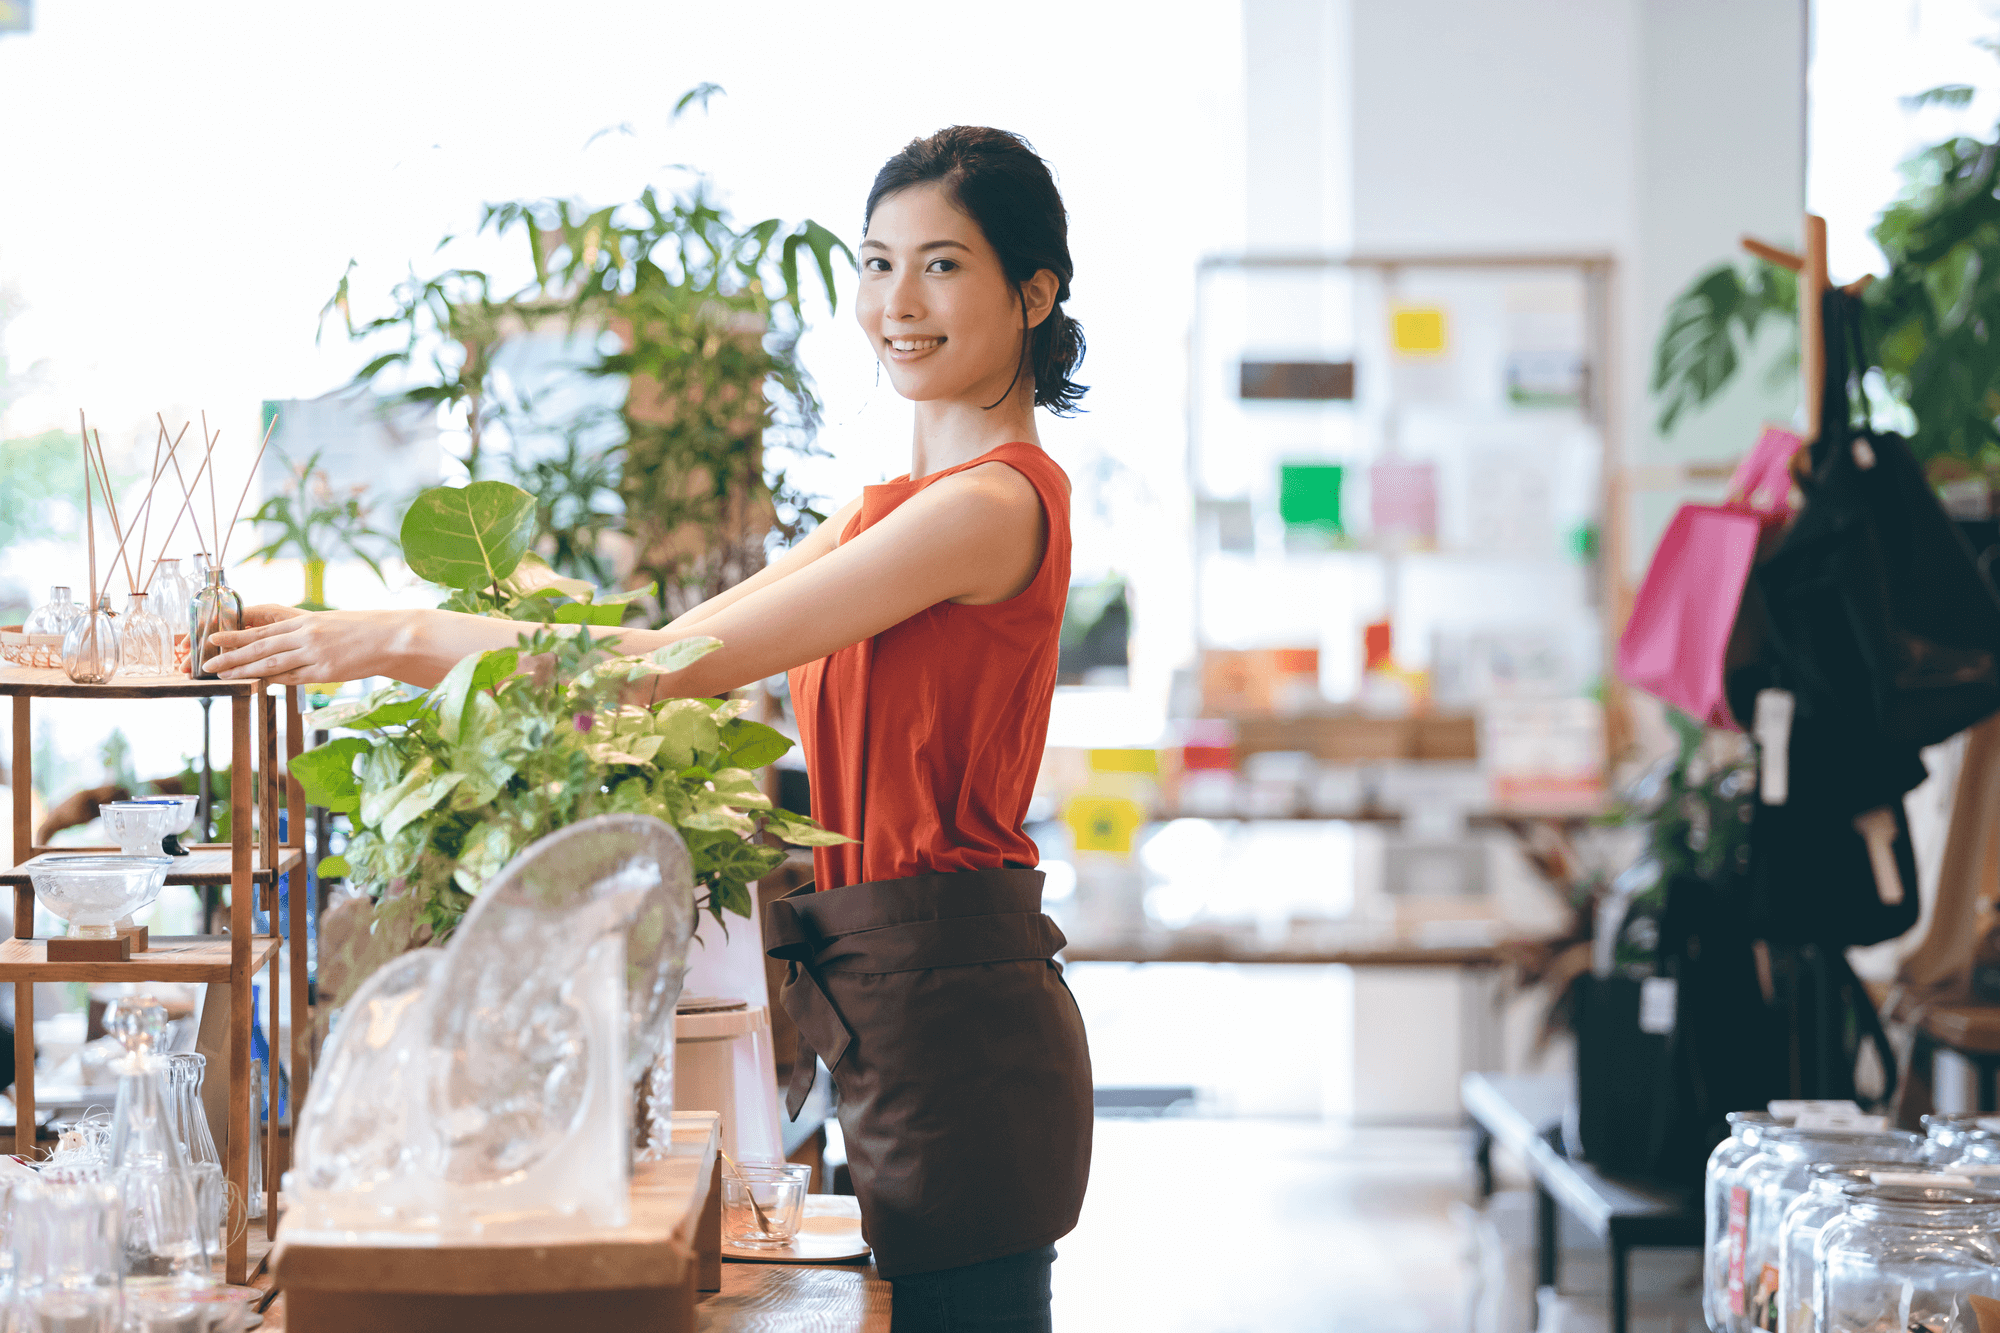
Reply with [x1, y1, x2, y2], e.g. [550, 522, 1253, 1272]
[1753, 289, 2000, 753]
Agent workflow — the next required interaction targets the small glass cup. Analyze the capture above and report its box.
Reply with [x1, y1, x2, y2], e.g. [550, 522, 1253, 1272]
[11, 1166, 122, 1333]
[722, 1162, 811, 1250]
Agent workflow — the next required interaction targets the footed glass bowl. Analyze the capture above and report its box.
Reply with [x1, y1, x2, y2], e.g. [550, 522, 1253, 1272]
[127, 796, 198, 838]
[29, 856, 171, 938]
[99, 802, 181, 857]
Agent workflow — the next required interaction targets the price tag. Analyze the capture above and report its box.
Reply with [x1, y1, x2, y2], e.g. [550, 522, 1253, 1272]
[1754, 689, 1794, 805]
[1638, 977, 1676, 1035]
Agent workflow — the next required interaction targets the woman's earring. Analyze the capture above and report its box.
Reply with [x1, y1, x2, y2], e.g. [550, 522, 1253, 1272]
[875, 361, 881, 387]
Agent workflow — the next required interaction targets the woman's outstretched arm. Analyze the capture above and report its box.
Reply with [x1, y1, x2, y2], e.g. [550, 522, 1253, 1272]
[200, 462, 1043, 694]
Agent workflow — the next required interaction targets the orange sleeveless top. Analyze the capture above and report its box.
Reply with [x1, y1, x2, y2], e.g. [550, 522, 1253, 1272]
[789, 442, 1071, 892]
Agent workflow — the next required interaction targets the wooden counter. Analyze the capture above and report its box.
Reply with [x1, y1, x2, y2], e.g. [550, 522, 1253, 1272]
[274, 1111, 723, 1333]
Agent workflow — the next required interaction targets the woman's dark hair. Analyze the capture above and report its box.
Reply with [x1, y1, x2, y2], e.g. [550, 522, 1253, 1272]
[864, 126, 1087, 415]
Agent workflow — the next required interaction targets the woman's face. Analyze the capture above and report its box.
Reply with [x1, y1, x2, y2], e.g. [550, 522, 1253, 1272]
[857, 183, 1045, 406]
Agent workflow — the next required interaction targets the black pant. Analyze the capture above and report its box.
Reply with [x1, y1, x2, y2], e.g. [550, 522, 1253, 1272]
[889, 1245, 1056, 1332]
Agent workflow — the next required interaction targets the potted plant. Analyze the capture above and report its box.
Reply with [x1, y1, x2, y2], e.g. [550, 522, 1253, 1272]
[291, 476, 848, 987]
[242, 448, 393, 609]
[322, 90, 852, 618]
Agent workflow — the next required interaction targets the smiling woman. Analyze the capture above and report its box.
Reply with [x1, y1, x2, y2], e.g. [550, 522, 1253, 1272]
[200, 127, 1092, 1332]
[861, 125, 1088, 417]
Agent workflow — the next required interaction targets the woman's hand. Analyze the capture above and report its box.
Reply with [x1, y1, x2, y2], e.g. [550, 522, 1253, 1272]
[203, 608, 416, 685]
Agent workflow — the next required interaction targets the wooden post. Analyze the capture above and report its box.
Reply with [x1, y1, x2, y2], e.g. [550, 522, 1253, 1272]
[12, 983, 30, 1157]
[285, 686, 309, 1166]
[1801, 213, 1829, 441]
[265, 940, 280, 1238]
[699, 1155, 722, 1292]
[228, 693, 252, 1286]
[12, 696, 29, 1158]
[11, 696, 28, 867]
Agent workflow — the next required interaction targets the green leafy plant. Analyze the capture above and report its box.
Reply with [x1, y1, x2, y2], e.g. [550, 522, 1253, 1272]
[1653, 77, 2000, 466]
[290, 627, 849, 942]
[243, 449, 392, 609]
[1652, 259, 1799, 436]
[324, 88, 853, 622]
[399, 478, 645, 626]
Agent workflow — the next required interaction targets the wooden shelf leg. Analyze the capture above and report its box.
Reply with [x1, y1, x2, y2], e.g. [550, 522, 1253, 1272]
[13, 982, 31, 1158]
[227, 694, 252, 1287]
[283, 688, 309, 1156]
[264, 941, 279, 1239]
[10, 696, 28, 871]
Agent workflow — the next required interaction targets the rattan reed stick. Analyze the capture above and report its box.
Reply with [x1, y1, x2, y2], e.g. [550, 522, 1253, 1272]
[216, 412, 279, 567]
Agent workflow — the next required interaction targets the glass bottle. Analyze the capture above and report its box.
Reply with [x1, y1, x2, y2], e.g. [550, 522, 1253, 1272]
[188, 564, 242, 682]
[61, 595, 121, 685]
[1816, 1183, 2000, 1331]
[105, 996, 210, 1312]
[1706, 1123, 1926, 1333]
[148, 559, 192, 673]
[118, 592, 173, 677]
[246, 1059, 266, 1220]
[24, 585, 83, 637]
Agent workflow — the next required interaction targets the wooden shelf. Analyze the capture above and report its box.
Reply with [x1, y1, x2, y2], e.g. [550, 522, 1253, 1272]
[0, 846, 304, 888]
[276, 1113, 723, 1332]
[0, 668, 259, 699]
[0, 933, 281, 982]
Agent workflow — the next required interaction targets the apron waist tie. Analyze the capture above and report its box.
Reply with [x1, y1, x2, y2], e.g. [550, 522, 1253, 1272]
[762, 885, 1068, 1119]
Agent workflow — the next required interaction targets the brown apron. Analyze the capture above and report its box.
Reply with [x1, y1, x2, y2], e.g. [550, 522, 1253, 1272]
[762, 868, 1093, 1278]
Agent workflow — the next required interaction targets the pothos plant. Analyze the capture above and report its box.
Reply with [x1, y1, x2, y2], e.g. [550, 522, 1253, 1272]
[291, 471, 850, 946]
[290, 628, 847, 942]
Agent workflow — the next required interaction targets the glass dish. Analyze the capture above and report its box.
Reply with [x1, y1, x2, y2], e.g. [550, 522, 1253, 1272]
[99, 802, 180, 857]
[28, 856, 172, 938]
[722, 1162, 811, 1249]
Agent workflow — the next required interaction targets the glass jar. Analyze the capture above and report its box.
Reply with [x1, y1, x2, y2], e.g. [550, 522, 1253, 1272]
[1776, 1163, 1979, 1333]
[1709, 1112, 1787, 1330]
[1706, 1123, 1926, 1332]
[24, 585, 83, 637]
[1816, 1184, 2000, 1331]
[61, 596, 121, 685]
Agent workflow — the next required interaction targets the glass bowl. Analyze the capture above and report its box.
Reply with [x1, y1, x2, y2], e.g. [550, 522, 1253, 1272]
[126, 796, 197, 837]
[98, 802, 180, 857]
[28, 856, 171, 938]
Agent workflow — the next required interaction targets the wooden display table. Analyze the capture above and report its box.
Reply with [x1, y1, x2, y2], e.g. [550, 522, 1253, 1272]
[1, 669, 310, 1285]
[275, 1112, 725, 1333]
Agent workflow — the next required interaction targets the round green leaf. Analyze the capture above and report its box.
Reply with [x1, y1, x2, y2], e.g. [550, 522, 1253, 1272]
[400, 481, 538, 590]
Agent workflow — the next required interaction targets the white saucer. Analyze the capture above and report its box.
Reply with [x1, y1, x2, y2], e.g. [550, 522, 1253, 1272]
[723, 1194, 870, 1264]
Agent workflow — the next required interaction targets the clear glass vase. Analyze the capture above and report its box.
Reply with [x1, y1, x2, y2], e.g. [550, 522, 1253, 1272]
[24, 585, 83, 637]
[148, 559, 193, 674]
[118, 592, 174, 677]
[165, 1053, 224, 1266]
[61, 597, 121, 685]
[188, 565, 241, 682]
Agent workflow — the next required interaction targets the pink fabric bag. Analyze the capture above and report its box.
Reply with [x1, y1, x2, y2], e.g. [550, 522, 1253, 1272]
[1617, 426, 1802, 730]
